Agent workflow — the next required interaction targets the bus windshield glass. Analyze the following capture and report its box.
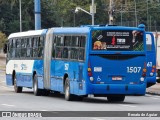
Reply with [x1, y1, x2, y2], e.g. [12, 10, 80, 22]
[92, 30, 144, 51]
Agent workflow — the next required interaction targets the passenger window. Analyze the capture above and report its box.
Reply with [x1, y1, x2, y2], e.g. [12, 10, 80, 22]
[8, 39, 12, 52]
[27, 48, 33, 57]
[39, 37, 44, 46]
[79, 49, 85, 61]
[79, 36, 86, 47]
[33, 37, 38, 48]
[16, 49, 21, 58]
[146, 35, 152, 51]
[16, 39, 21, 48]
[33, 48, 38, 57]
[63, 47, 68, 59]
[56, 47, 62, 58]
[56, 36, 64, 46]
[71, 36, 79, 47]
[13, 39, 16, 48]
[11, 48, 15, 58]
[21, 48, 26, 57]
[38, 47, 43, 58]
[64, 36, 71, 46]
[70, 48, 78, 60]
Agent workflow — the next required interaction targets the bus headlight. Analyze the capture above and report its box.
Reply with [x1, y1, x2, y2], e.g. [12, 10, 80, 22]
[140, 77, 144, 82]
[150, 72, 154, 76]
[90, 77, 94, 81]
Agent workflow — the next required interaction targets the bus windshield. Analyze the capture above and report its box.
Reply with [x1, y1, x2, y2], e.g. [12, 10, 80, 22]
[92, 30, 144, 51]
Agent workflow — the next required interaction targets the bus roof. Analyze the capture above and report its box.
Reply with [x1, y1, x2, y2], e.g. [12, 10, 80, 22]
[52, 27, 90, 34]
[8, 29, 47, 39]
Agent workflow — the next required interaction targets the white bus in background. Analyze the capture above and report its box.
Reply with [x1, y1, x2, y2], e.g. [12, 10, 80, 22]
[150, 32, 160, 83]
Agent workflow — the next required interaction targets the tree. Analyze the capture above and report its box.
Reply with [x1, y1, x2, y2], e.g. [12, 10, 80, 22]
[0, 31, 7, 49]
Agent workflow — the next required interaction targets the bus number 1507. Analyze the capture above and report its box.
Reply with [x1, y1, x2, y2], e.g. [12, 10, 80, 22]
[127, 67, 141, 73]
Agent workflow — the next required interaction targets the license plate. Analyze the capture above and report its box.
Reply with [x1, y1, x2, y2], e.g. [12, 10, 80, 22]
[112, 76, 122, 81]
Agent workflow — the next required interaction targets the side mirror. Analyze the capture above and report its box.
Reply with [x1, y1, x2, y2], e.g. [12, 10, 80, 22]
[3, 43, 7, 54]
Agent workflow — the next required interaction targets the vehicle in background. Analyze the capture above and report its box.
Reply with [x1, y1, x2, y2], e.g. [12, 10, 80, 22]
[146, 33, 156, 87]
[152, 32, 160, 83]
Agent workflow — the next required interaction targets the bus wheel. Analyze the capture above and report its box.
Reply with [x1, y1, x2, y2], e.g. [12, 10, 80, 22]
[157, 70, 160, 83]
[14, 76, 23, 93]
[107, 95, 125, 102]
[65, 78, 73, 101]
[33, 75, 41, 96]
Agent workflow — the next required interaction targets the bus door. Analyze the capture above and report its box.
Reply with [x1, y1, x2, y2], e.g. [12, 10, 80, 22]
[146, 32, 156, 87]
[44, 28, 54, 89]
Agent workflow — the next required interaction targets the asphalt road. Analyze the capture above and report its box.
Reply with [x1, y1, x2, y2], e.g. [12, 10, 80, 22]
[1, 71, 160, 120]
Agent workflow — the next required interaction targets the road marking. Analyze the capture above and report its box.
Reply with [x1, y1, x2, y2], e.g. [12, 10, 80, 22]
[151, 97, 159, 100]
[91, 118, 105, 120]
[146, 94, 160, 99]
[119, 104, 137, 108]
[0, 86, 13, 89]
[0, 81, 5, 83]
[40, 110, 48, 111]
[145, 94, 153, 97]
[1, 104, 15, 107]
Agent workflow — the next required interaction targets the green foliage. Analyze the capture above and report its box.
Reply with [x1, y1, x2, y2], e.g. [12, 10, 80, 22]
[0, 31, 7, 49]
[0, 0, 160, 36]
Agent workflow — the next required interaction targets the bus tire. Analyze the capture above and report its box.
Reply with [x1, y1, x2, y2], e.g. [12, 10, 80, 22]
[107, 95, 125, 102]
[157, 70, 160, 83]
[33, 75, 41, 96]
[13, 75, 23, 93]
[64, 78, 73, 101]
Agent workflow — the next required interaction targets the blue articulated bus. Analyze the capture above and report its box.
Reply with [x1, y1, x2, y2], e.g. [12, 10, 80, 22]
[5, 24, 156, 102]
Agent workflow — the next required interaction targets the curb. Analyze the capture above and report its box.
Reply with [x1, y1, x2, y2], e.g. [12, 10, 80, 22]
[146, 91, 160, 96]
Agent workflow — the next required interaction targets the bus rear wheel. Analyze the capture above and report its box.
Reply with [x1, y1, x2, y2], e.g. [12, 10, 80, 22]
[65, 78, 73, 101]
[107, 95, 125, 102]
[14, 76, 23, 93]
[33, 75, 41, 96]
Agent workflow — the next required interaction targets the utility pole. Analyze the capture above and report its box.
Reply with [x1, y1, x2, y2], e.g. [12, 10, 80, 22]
[109, 0, 114, 25]
[19, 0, 22, 32]
[134, 0, 137, 26]
[91, 0, 95, 25]
[75, 0, 96, 25]
[34, 0, 41, 30]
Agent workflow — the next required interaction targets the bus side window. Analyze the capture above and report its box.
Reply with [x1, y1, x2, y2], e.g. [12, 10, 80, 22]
[13, 39, 16, 48]
[38, 37, 44, 58]
[79, 36, 86, 47]
[21, 38, 27, 57]
[70, 48, 78, 60]
[11, 39, 16, 58]
[16, 38, 21, 58]
[33, 37, 38, 47]
[79, 49, 85, 61]
[16, 38, 21, 48]
[63, 47, 68, 59]
[8, 39, 12, 58]
[56, 47, 62, 58]
[146, 36, 152, 51]
[26, 37, 33, 57]
[71, 36, 79, 47]
[32, 37, 39, 58]
[21, 38, 26, 57]
[52, 37, 56, 58]
[64, 36, 71, 46]
[33, 48, 38, 58]
[8, 39, 14, 58]
[56, 36, 64, 46]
